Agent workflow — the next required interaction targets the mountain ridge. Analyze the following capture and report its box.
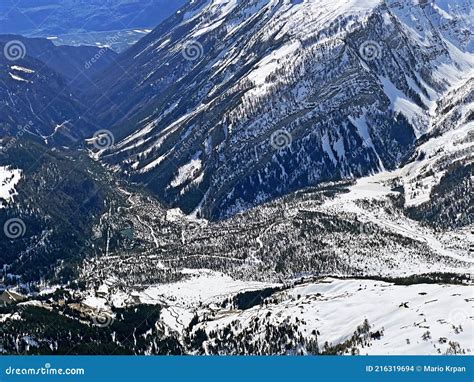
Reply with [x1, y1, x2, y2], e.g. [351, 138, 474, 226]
[84, 0, 473, 220]
[0, 0, 472, 356]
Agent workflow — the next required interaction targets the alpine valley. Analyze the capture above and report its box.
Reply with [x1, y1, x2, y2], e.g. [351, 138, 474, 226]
[0, 0, 472, 356]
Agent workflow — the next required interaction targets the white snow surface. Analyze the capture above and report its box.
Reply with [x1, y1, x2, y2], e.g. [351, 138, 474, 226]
[403, 122, 473, 207]
[0, 166, 22, 207]
[170, 151, 203, 188]
[93, 269, 280, 332]
[200, 277, 474, 355]
[10, 65, 35, 74]
[138, 269, 279, 309]
[323, 170, 473, 269]
[82, 295, 108, 310]
[8, 73, 29, 82]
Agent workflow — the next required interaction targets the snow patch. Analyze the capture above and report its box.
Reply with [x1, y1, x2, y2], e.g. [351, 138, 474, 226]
[170, 151, 203, 188]
[0, 167, 22, 207]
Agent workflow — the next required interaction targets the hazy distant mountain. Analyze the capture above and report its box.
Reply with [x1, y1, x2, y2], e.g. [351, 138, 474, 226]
[0, 35, 117, 89]
[0, 0, 187, 51]
[0, 40, 92, 141]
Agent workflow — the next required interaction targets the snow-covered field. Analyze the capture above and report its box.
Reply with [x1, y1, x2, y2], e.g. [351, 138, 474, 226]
[198, 277, 473, 355]
[81, 269, 279, 333]
[138, 269, 278, 308]
[322, 170, 473, 271]
[82, 269, 472, 355]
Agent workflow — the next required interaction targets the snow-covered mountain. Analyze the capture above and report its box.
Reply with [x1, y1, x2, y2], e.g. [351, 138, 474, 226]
[402, 76, 473, 228]
[0, 0, 472, 356]
[0, 35, 118, 91]
[85, 0, 473, 219]
[0, 41, 88, 142]
[0, 34, 127, 147]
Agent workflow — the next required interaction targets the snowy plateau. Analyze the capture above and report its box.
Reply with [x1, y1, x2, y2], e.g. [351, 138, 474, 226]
[0, 0, 473, 356]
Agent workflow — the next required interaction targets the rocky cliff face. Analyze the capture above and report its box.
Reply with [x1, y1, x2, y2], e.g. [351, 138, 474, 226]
[85, 0, 473, 219]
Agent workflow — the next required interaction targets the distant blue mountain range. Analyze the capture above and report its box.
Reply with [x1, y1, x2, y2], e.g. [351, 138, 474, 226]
[0, 0, 187, 51]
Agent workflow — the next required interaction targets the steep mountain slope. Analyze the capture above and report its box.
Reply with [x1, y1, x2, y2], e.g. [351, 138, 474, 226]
[86, 0, 473, 220]
[0, 35, 118, 89]
[0, 139, 124, 283]
[86, 0, 474, 218]
[402, 76, 473, 228]
[0, 0, 472, 357]
[0, 43, 94, 143]
[0, 40, 117, 283]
